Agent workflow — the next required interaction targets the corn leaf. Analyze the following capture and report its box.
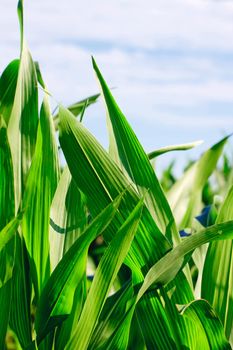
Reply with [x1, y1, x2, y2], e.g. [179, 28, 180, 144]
[35, 195, 122, 342]
[202, 184, 233, 343]
[58, 105, 194, 347]
[58, 105, 171, 277]
[0, 117, 16, 348]
[148, 140, 203, 160]
[0, 216, 22, 348]
[0, 116, 15, 230]
[88, 281, 134, 350]
[168, 137, 228, 228]
[53, 93, 100, 129]
[0, 59, 20, 125]
[7, 0, 39, 210]
[137, 220, 233, 300]
[9, 233, 32, 349]
[92, 57, 179, 245]
[22, 96, 60, 295]
[66, 199, 143, 350]
[49, 166, 87, 271]
[182, 300, 231, 350]
[104, 221, 233, 349]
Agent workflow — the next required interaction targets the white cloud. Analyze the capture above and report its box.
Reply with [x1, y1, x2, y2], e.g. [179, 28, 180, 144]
[0, 0, 233, 157]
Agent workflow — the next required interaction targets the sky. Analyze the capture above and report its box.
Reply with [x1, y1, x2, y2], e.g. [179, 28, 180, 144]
[1, 0, 233, 174]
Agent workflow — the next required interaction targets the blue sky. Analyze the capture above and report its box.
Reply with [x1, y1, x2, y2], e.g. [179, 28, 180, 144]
[1, 0, 233, 174]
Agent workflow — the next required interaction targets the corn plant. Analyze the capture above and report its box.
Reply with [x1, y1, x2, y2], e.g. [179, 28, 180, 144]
[1, 1, 233, 349]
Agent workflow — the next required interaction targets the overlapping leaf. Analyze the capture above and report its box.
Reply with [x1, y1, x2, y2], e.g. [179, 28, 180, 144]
[168, 137, 228, 229]
[66, 199, 143, 350]
[92, 58, 179, 245]
[202, 184, 233, 344]
[0, 59, 20, 125]
[35, 195, 122, 342]
[58, 105, 171, 278]
[0, 111, 15, 347]
[7, 0, 39, 210]
[22, 95, 60, 295]
[49, 166, 87, 270]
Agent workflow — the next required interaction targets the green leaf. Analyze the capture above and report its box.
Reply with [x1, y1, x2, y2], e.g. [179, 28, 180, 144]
[92, 57, 179, 245]
[91, 60, 194, 342]
[0, 216, 22, 349]
[53, 93, 100, 129]
[0, 116, 15, 230]
[35, 194, 122, 342]
[0, 215, 22, 254]
[0, 116, 17, 348]
[137, 220, 233, 300]
[58, 105, 171, 278]
[148, 140, 203, 160]
[7, 0, 39, 210]
[49, 167, 87, 271]
[135, 292, 178, 350]
[22, 96, 60, 295]
[202, 184, 233, 343]
[9, 233, 32, 349]
[182, 300, 231, 349]
[58, 106, 194, 348]
[66, 199, 143, 350]
[88, 281, 134, 350]
[168, 137, 228, 228]
[104, 220, 233, 349]
[0, 59, 20, 125]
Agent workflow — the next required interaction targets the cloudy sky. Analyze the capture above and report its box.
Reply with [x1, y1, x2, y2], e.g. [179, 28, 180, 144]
[1, 0, 233, 173]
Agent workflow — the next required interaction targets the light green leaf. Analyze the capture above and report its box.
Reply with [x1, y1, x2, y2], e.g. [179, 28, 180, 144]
[58, 105, 194, 348]
[182, 300, 231, 349]
[135, 292, 178, 349]
[92, 57, 179, 245]
[104, 220, 233, 349]
[88, 281, 134, 350]
[148, 140, 203, 160]
[0, 215, 22, 253]
[35, 194, 122, 342]
[202, 184, 233, 343]
[58, 105, 171, 278]
[22, 95, 60, 295]
[53, 93, 100, 129]
[137, 220, 233, 301]
[168, 137, 228, 228]
[66, 199, 143, 350]
[7, 0, 39, 210]
[49, 166, 87, 270]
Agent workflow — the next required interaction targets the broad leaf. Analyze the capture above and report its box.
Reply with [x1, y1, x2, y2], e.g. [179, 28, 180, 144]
[0, 109, 15, 348]
[22, 96, 60, 295]
[49, 167, 87, 271]
[202, 184, 233, 343]
[35, 195, 122, 342]
[182, 300, 231, 349]
[7, 0, 39, 210]
[168, 137, 228, 229]
[0, 59, 20, 125]
[92, 57, 179, 245]
[66, 199, 143, 350]
[58, 105, 171, 278]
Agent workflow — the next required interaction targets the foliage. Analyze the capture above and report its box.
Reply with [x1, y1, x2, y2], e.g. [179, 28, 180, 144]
[0, 1, 233, 349]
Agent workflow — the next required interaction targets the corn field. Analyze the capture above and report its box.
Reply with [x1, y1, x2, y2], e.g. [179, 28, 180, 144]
[1, 1, 233, 349]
